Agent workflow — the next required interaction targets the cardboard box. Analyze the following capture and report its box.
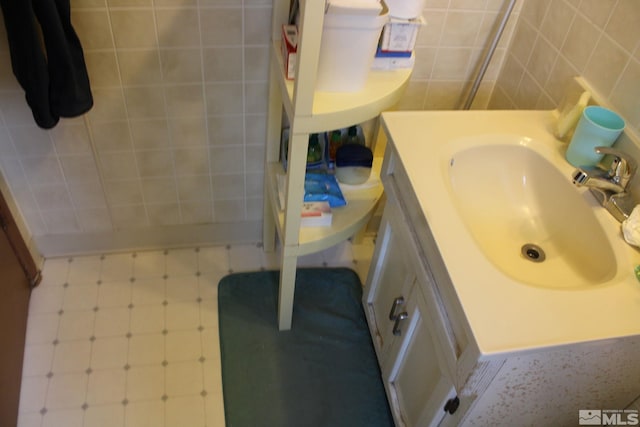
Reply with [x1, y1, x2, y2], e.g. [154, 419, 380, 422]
[379, 16, 425, 53]
[281, 25, 297, 80]
[372, 54, 415, 70]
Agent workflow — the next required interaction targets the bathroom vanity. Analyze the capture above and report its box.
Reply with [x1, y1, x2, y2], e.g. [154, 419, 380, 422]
[363, 110, 640, 426]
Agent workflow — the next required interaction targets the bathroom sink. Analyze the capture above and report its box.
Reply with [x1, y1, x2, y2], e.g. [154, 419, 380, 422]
[380, 109, 640, 353]
[447, 136, 616, 289]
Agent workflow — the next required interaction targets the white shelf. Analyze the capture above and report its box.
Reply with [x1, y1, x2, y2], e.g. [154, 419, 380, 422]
[273, 42, 412, 133]
[264, 0, 412, 330]
[266, 159, 384, 256]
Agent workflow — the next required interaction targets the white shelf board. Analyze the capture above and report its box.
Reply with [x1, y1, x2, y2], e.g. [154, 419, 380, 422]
[267, 159, 383, 256]
[273, 42, 412, 134]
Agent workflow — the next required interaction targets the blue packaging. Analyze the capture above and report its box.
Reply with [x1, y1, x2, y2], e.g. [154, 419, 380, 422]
[304, 173, 346, 208]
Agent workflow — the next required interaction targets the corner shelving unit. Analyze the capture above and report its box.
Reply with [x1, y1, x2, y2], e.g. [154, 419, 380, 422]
[263, 0, 412, 330]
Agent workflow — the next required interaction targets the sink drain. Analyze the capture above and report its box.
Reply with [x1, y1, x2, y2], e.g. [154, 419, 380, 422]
[521, 243, 545, 262]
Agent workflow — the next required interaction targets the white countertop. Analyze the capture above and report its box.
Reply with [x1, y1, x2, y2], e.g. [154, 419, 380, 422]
[381, 110, 640, 356]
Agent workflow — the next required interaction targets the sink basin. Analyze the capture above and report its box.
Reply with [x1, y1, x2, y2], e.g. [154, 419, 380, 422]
[447, 136, 616, 289]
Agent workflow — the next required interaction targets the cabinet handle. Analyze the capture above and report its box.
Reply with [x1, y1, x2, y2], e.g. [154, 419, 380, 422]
[444, 396, 460, 414]
[392, 312, 408, 336]
[388, 296, 405, 321]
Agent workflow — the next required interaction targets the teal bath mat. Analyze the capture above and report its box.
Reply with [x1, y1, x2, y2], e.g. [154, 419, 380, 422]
[218, 268, 393, 427]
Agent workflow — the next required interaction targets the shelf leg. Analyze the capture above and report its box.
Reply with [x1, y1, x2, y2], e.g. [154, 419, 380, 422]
[277, 251, 297, 330]
[352, 223, 367, 245]
[262, 186, 276, 252]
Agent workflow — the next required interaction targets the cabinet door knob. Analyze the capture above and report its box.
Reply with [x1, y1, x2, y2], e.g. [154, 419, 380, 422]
[392, 312, 408, 336]
[388, 296, 405, 321]
[444, 396, 460, 414]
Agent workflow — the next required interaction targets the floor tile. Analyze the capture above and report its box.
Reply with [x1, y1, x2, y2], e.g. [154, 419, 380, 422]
[29, 285, 65, 314]
[18, 376, 48, 413]
[99, 253, 134, 283]
[129, 305, 164, 334]
[62, 285, 99, 311]
[132, 251, 166, 279]
[165, 395, 206, 427]
[93, 307, 130, 338]
[128, 333, 165, 366]
[83, 403, 124, 427]
[38, 258, 69, 286]
[66, 256, 102, 286]
[197, 246, 229, 273]
[41, 408, 83, 427]
[131, 277, 165, 305]
[228, 244, 263, 272]
[198, 272, 221, 300]
[202, 359, 222, 395]
[52, 340, 92, 374]
[85, 369, 127, 405]
[90, 336, 129, 370]
[165, 302, 200, 330]
[165, 360, 203, 396]
[124, 399, 164, 427]
[96, 280, 132, 308]
[22, 343, 55, 377]
[165, 329, 202, 362]
[204, 393, 226, 426]
[45, 372, 87, 410]
[199, 299, 218, 329]
[25, 313, 60, 345]
[125, 365, 164, 401]
[165, 248, 199, 277]
[20, 239, 375, 427]
[165, 275, 199, 303]
[57, 310, 94, 341]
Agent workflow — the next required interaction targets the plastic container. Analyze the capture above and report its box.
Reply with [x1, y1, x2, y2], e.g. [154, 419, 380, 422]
[385, 0, 425, 19]
[316, 3, 389, 92]
[565, 106, 625, 168]
[335, 144, 373, 184]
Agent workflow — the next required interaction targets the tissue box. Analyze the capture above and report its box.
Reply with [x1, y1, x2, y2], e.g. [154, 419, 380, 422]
[379, 16, 425, 53]
[281, 25, 297, 80]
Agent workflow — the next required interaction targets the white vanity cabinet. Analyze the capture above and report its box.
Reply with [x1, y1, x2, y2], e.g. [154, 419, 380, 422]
[365, 111, 640, 426]
[365, 193, 457, 427]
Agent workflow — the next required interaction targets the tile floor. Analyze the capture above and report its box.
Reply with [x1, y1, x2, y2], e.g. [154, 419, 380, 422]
[17, 239, 375, 427]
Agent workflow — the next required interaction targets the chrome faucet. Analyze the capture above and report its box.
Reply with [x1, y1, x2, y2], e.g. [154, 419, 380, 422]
[572, 146, 637, 222]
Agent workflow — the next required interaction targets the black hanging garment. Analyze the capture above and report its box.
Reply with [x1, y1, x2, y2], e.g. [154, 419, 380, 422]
[0, 0, 93, 129]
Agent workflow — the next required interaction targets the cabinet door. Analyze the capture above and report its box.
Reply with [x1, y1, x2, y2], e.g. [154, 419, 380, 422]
[384, 285, 456, 427]
[363, 206, 416, 364]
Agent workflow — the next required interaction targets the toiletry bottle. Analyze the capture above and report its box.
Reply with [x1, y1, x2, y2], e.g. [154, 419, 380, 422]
[328, 130, 342, 163]
[307, 133, 322, 165]
[345, 125, 363, 145]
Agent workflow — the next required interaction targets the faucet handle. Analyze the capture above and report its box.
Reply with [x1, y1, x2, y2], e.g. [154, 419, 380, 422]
[595, 146, 637, 188]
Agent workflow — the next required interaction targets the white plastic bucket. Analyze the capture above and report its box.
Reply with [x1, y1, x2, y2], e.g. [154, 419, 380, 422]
[316, 9, 389, 92]
[384, 0, 425, 19]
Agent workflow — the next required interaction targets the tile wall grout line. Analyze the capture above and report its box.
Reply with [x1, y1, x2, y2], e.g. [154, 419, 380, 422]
[83, 114, 116, 232]
[196, 0, 216, 225]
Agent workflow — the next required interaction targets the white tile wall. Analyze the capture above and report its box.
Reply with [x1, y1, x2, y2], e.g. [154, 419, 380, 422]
[0, 1, 273, 241]
[0, 0, 523, 249]
[397, 0, 523, 111]
[18, 238, 375, 427]
[3, 0, 636, 253]
[491, 0, 640, 137]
